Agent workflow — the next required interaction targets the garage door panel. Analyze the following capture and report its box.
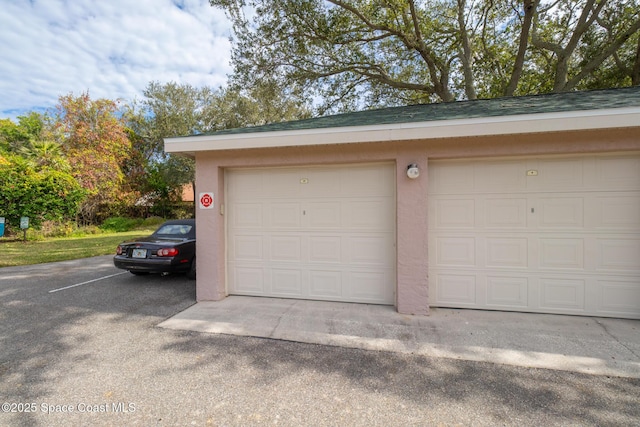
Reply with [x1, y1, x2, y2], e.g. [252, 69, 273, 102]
[434, 199, 475, 228]
[597, 238, 640, 271]
[486, 276, 529, 307]
[231, 267, 265, 293]
[531, 158, 584, 190]
[271, 269, 303, 296]
[347, 199, 395, 229]
[339, 164, 395, 197]
[348, 270, 394, 302]
[308, 202, 341, 228]
[227, 163, 395, 305]
[231, 171, 265, 196]
[309, 270, 343, 299]
[305, 169, 341, 197]
[350, 235, 393, 265]
[595, 195, 640, 228]
[599, 280, 640, 314]
[308, 236, 342, 263]
[435, 237, 476, 267]
[429, 154, 640, 319]
[475, 160, 526, 192]
[539, 278, 586, 311]
[270, 236, 302, 262]
[594, 157, 640, 189]
[270, 203, 302, 228]
[485, 238, 528, 268]
[231, 235, 263, 260]
[538, 197, 584, 228]
[486, 198, 527, 228]
[539, 238, 585, 270]
[430, 163, 475, 194]
[434, 274, 477, 305]
[267, 170, 303, 197]
[232, 203, 263, 227]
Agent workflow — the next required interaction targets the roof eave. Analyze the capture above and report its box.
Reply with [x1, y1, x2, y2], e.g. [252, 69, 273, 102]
[164, 107, 640, 155]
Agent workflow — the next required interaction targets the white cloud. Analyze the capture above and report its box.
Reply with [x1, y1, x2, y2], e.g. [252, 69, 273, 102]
[0, 0, 232, 118]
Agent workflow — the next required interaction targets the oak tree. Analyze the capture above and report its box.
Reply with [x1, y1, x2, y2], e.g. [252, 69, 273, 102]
[125, 81, 310, 209]
[210, 0, 640, 111]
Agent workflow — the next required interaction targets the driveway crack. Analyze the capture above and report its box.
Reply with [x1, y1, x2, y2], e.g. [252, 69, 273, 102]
[594, 319, 640, 359]
[268, 301, 296, 338]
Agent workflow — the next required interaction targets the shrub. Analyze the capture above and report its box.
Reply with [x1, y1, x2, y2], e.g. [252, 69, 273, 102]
[40, 220, 75, 238]
[99, 217, 143, 232]
[142, 216, 166, 228]
[70, 225, 102, 237]
[0, 155, 85, 230]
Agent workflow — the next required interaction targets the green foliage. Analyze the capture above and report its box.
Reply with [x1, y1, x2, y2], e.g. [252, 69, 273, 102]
[0, 119, 22, 152]
[207, 81, 312, 129]
[98, 216, 170, 233]
[17, 112, 45, 139]
[0, 153, 86, 231]
[123, 82, 208, 211]
[142, 216, 167, 228]
[0, 112, 53, 153]
[99, 217, 145, 232]
[149, 202, 195, 220]
[211, 0, 640, 111]
[19, 139, 70, 170]
[123, 81, 310, 214]
[29, 221, 103, 239]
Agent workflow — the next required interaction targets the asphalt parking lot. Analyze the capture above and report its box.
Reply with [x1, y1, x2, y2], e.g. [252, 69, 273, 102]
[1, 255, 639, 426]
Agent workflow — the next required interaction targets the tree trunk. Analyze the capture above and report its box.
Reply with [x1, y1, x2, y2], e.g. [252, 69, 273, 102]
[457, 0, 477, 99]
[505, 0, 537, 96]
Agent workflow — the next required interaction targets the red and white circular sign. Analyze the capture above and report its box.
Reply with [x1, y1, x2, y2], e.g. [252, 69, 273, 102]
[199, 192, 214, 209]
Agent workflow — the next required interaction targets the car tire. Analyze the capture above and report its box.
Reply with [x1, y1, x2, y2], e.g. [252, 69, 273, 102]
[129, 271, 149, 276]
[187, 256, 196, 280]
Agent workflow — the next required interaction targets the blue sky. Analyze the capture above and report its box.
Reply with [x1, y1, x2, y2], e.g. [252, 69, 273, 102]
[0, 0, 232, 120]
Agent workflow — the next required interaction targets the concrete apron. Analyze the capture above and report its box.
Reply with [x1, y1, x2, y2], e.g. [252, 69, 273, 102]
[158, 296, 640, 379]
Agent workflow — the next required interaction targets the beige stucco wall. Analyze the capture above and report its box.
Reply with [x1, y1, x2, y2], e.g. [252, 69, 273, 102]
[193, 127, 640, 315]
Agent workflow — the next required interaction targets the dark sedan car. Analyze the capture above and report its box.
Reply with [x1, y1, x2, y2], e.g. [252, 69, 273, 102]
[114, 219, 196, 279]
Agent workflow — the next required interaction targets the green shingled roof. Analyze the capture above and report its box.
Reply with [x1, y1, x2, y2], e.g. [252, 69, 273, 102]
[203, 86, 640, 137]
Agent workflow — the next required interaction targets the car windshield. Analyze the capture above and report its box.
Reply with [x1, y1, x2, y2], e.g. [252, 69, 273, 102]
[154, 224, 193, 236]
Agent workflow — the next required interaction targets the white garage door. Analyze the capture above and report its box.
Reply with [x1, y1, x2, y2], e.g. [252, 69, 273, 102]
[428, 154, 640, 319]
[226, 163, 396, 304]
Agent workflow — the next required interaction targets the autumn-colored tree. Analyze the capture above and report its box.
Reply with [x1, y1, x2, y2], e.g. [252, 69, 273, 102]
[55, 92, 133, 224]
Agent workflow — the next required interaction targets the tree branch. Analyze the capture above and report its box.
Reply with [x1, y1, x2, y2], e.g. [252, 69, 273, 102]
[328, 0, 451, 101]
[505, 0, 537, 96]
[564, 15, 640, 90]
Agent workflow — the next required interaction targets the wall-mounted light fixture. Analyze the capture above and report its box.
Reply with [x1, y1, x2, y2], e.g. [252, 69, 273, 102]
[407, 163, 420, 179]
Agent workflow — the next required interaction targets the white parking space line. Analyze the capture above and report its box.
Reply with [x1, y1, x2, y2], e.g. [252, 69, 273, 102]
[48, 272, 127, 293]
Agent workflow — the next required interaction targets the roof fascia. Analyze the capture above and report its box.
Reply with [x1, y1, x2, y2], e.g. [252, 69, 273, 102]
[164, 107, 640, 154]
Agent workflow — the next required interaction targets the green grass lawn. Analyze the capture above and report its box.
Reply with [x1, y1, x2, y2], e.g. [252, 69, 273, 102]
[0, 229, 155, 268]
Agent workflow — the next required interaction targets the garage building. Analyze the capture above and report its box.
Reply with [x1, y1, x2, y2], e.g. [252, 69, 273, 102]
[165, 87, 640, 319]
